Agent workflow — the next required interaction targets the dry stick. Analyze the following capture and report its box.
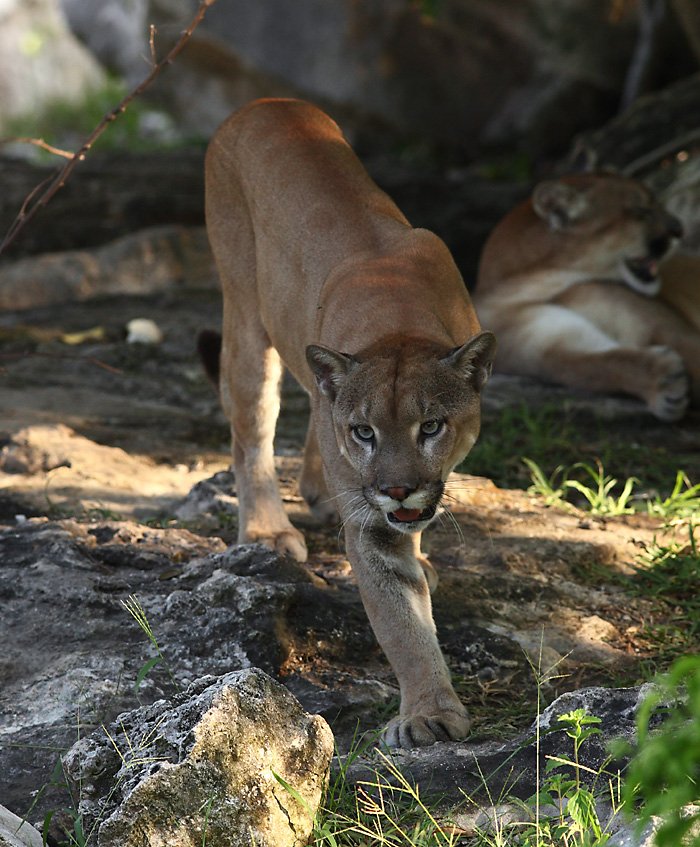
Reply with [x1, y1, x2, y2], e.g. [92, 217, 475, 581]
[1, 138, 74, 159]
[0, 0, 218, 258]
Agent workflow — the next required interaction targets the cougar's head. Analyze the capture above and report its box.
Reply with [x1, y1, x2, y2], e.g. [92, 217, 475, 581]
[306, 332, 496, 534]
[532, 174, 683, 297]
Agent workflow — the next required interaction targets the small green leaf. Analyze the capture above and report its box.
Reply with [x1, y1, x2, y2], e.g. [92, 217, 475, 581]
[134, 656, 162, 692]
[42, 811, 54, 847]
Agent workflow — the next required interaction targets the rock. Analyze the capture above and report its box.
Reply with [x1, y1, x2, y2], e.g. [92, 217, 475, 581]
[0, 150, 207, 259]
[0, 226, 216, 311]
[0, 424, 215, 518]
[0, 805, 42, 847]
[63, 668, 334, 847]
[0, 0, 106, 134]
[174, 469, 238, 522]
[145, 0, 685, 158]
[348, 685, 652, 803]
[0, 517, 385, 833]
[59, 0, 148, 83]
[126, 318, 164, 345]
[0, 426, 72, 474]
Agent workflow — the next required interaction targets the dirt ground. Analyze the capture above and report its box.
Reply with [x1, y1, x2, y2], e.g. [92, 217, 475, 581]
[1, 286, 699, 747]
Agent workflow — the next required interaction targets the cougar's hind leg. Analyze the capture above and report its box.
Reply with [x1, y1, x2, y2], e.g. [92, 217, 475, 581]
[219, 317, 308, 562]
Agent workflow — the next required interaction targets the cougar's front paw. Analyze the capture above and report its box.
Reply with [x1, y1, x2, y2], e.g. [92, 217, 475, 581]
[382, 707, 471, 748]
[647, 346, 689, 422]
[245, 528, 308, 563]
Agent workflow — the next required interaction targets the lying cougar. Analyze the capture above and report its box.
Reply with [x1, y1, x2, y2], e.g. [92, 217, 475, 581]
[473, 173, 700, 420]
[203, 98, 495, 747]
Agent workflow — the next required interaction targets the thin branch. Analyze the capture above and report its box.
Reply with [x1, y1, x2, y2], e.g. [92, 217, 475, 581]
[149, 24, 158, 66]
[0, 138, 74, 159]
[0, 0, 218, 258]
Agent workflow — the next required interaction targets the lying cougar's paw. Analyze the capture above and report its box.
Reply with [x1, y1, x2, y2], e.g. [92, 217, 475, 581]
[647, 346, 689, 422]
[246, 528, 308, 563]
[382, 708, 471, 748]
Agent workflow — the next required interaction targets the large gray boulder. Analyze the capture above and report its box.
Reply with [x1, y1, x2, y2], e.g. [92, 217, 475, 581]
[144, 0, 671, 156]
[59, 0, 148, 83]
[0, 226, 215, 310]
[0, 805, 42, 847]
[63, 669, 334, 847]
[0, 0, 106, 134]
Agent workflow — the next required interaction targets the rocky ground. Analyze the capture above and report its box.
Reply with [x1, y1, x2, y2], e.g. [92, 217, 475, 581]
[1, 285, 699, 836]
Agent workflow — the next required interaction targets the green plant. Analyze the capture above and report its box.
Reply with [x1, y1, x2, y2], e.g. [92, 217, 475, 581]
[120, 594, 179, 692]
[563, 462, 638, 517]
[620, 655, 700, 847]
[523, 458, 698, 521]
[646, 471, 700, 520]
[5, 76, 184, 156]
[314, 748, 462, 846]
[527, 709, 614, 847]
[631, 522, 700, 653]
[523, 457, 570, 509]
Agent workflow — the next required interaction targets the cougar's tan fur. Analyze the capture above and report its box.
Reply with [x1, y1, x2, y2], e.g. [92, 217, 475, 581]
[474, 173, 699, 421]
[205, 98, 495, 747]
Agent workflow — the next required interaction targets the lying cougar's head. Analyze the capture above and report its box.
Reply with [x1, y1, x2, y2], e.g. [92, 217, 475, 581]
[532, 174, 683, 297]
[307, 333, 495, 533]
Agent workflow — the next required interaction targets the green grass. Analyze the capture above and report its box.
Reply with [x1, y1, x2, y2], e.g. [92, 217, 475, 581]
[311, 705, 623, 846]
[521, 456, 699, 520]
[463, 402, 695, 498]
[5, 76, 200, 157]
[312, 746, 464, 846]
[461, 403, 583, 488]
[629, 522, 700, 658]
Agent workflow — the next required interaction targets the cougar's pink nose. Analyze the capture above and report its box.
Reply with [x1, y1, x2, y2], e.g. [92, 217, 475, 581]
[382, 486, 414, 501]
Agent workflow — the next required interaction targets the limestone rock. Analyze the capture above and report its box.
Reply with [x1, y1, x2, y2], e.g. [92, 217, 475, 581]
[174, 470, 238, 522]
[0, 805, 42, 847]
[63, 669, 334, 847]
[145, 0, 662, 157]
[348, 686, 652, 803]
[0, 226, 215, 311]
[59, 0, 148, 83]
[0, 0, 106, 134]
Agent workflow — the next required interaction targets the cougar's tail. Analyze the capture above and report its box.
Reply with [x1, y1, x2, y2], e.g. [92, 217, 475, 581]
[197, 329, 222, 388]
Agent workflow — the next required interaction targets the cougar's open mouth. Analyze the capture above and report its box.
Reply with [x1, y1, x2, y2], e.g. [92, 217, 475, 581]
[387, 505, 437, 525]
[624, 256, 659, 284]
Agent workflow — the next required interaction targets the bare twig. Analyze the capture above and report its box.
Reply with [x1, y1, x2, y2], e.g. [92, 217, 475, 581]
[0, 0, 218, 258]
[149, 24, 158, 66]
[0, 137, 74, 159]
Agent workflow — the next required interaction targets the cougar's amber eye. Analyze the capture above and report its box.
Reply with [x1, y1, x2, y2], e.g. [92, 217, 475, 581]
[353, 424, 375, 442]
[421, 419, 442, 437]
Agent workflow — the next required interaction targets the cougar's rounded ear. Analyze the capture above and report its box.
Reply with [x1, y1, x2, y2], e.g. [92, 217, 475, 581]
[532, 180, 589, 231]
[441, 331, 496, 392]
[306, 344, 357, 400]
